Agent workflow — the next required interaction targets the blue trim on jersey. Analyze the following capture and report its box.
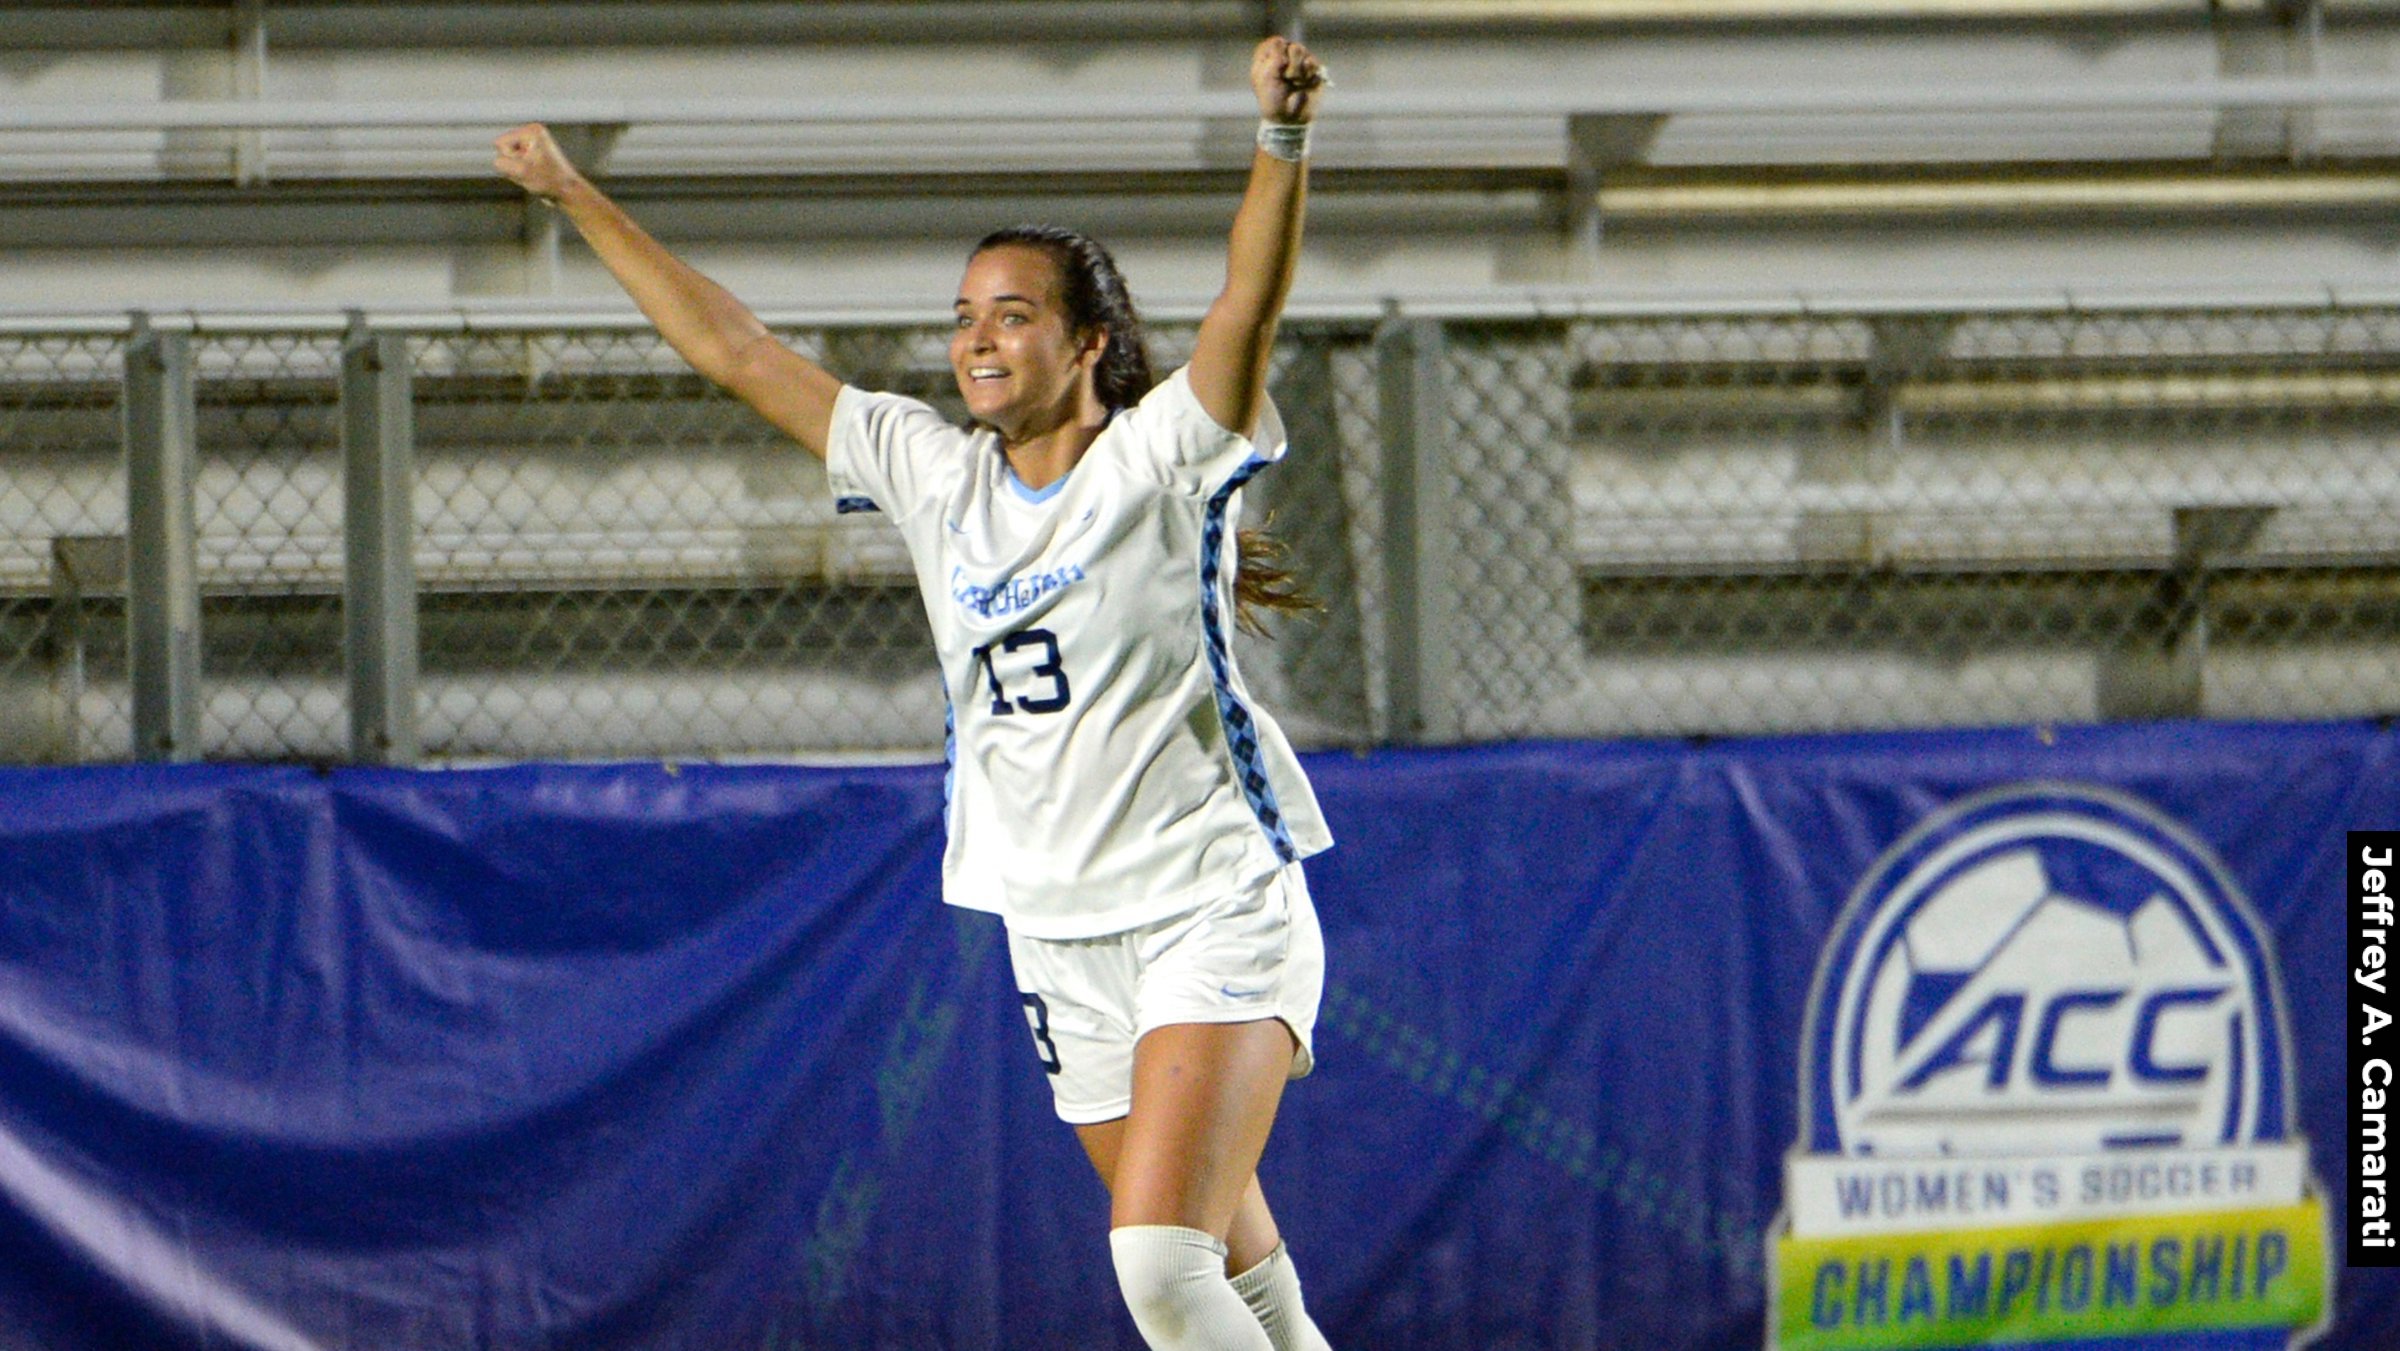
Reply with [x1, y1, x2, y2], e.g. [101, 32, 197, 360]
[1198, 454, 1298, 863]
[941, 697, 956, 816]
[1004, 465, 1071, 504]
[835, 495, 882, 515]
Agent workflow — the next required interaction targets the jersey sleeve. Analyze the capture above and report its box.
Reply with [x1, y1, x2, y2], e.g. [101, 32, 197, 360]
[825, 384, 968, 519]
[1116, 366, 1290, 497]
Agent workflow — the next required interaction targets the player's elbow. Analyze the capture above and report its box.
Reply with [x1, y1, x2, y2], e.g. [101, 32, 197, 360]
[1206, 283, 1283, 339]
[706, 330, 785, 392]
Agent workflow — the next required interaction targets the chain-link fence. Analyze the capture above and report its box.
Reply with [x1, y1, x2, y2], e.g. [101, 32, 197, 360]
[2, 303, 2397, 765]
[193, 330, 349, 759]
[1560, 306, 2400, 735]
[0, 331, 129, 762]
[406, 325, 933, 760]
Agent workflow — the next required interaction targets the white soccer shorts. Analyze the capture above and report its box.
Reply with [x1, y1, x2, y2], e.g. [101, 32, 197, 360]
[1005, 861, 1325, 1125]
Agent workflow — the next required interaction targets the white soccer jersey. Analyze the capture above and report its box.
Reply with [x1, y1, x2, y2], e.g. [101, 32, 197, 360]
[826, 367, 1333, 940]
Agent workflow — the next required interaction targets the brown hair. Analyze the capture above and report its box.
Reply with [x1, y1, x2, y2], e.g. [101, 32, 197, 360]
[972, 225, 1319, 636]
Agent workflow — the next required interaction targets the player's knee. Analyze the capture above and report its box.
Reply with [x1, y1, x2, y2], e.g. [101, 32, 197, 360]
[1109, 1224, 1231, 1339]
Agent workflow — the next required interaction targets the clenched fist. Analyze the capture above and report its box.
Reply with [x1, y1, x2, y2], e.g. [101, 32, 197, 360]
[1253, 36, 1328, 126]
[492, 123, 583, 201]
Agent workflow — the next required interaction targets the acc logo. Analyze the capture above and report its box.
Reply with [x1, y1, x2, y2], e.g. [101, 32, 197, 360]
[1774, 783, 2329, 1351]
[1804, 783, 2295, 1159]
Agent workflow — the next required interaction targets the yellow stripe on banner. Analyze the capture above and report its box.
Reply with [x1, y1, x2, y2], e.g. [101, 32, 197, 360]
[1773, 1200, 2327, 1351]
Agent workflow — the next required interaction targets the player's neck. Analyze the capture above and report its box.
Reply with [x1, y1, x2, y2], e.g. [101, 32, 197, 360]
[1000, 398, 1109, 492]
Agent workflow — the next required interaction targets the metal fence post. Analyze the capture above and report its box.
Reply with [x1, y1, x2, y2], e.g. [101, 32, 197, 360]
[1374, 314, 1457, 744]
[342, 321, 419, 764]
[124, 317, 201, 762]
[2096, 505, 2273, 722]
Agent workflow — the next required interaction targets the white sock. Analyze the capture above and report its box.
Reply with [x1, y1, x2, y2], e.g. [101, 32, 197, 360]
[1109, 1225, 1274, 1351]
[1228, 1242, 1334, 1351]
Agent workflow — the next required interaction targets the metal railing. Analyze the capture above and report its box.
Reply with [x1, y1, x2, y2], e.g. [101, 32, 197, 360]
[4, 297, 2398, 764]
[10, 77, 2400, 131]
[7, 76, 2399, 189]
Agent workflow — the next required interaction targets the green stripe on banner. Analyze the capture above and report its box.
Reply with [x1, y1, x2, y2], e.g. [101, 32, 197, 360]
[1773, 1201, 2327, 1350]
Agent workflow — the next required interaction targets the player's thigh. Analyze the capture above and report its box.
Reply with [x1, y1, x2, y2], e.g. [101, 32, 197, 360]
[1076, 1115, 1125, 1187]
[1108, 1016, 1297, 1234]
[1133, 862, 1324, 1081]
[1083, 1111, 1288, 1272]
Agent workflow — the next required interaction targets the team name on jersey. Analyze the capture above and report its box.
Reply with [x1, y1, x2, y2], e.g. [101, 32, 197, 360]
[950, 563, 1088, 620]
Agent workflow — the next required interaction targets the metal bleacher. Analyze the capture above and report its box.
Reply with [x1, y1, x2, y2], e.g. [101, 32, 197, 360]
[7, 2, 2400, 762]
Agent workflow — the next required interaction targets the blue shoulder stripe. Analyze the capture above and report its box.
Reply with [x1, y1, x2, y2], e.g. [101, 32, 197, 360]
[1197, 455, 1297, 863]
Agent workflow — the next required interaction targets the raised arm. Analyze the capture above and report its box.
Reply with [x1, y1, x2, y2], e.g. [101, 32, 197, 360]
[492, 124, 844, 458]
[1187, 36, 1325, 439]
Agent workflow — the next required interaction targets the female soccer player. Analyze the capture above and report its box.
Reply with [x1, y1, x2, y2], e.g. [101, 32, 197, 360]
[494, 35, 1338, 1351]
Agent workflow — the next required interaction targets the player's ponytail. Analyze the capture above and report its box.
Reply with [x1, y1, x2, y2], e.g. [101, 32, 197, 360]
[1224, 520, 1319, 638]
[971, 225, 1319, 636]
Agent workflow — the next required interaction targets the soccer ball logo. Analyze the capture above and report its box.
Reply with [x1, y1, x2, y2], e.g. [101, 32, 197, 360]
[1813, 786, 2288, 1159]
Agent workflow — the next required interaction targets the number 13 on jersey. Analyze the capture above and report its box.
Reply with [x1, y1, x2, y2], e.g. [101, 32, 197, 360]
[972, 628, 1071, 715]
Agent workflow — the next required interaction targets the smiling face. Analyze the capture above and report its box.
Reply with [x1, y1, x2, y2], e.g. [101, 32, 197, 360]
[950, 243, 1104, 440]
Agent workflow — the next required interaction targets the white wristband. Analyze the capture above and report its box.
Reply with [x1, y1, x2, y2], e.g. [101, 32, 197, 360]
[1256, 120, 1312, 163]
